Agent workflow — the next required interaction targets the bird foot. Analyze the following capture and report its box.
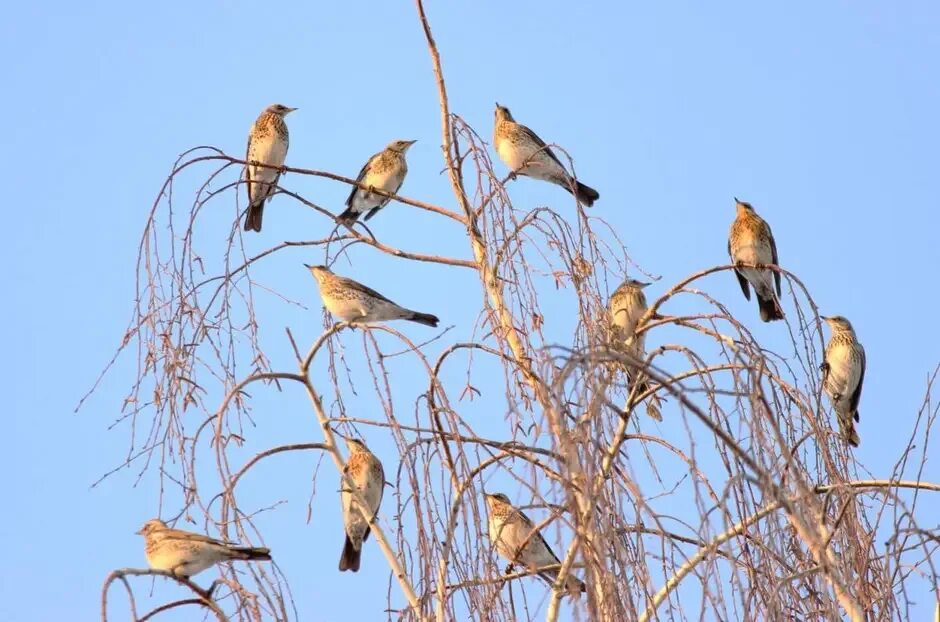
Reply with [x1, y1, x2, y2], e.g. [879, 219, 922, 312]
[504, 563, 515, 575]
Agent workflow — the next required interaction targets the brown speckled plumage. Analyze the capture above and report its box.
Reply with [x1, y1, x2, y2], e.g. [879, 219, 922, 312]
[728, 199, 784, 322]
[339, 439, 385, 572]
[137, 518, 271, 578]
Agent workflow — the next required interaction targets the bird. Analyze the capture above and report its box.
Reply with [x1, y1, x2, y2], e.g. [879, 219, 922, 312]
[339, 438, 385, 572]
[136, 518, 271, 579]
[608, 278, 661, 420]
[305, 264, 439, 327]
[338, 140, 416, 224]
[484, 492, 586, 597]
[728, 199, 784, 322]
[243, 103, 297, 232]
[493, 103, 599, 207]
[820, 315, 865, 447]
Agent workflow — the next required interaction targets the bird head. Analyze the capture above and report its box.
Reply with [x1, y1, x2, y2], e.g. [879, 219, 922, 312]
[494, 103, 514, 122]
[734, 198, 756, 216]
[621, 277, 651, 290]
[304, 264, 331, 282]
[345, 438, 369, 453]
[387, 139, 417, 154]
[267, 104, 298, 116]
[821, 315, 854, 333]
[136, 518, 168, 536]
[484, 492, 511, 509]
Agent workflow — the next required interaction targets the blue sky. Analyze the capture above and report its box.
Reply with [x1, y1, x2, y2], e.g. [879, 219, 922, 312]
[2, 2, 939, 620]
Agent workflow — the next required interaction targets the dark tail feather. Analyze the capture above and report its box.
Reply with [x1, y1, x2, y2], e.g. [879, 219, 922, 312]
[408, 312, 439, 327]
[338, 536, 361, 572]
[628, 374, 663, 421]
[231, 546, 271, 562]
[363, 206, 382, 221]
[839, 412, 860, 447]
[244, 204, 263, 232]
[757, 294, 785, 322]
[337, 206, 360, 225]
[540, 570, 587, 598]
[574, 181, 599, 207]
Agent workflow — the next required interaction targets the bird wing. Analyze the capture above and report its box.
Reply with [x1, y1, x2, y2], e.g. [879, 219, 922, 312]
[347, 151, 380, 208]
[164, 527, 230, 548]
[768, 224, 781, 296]
[374, 460, 385, 516]
[848, 344, 865, 417]
[518, 124, 567, 171]
[517, 508, 562, 565]
[342, 276, 397, 305]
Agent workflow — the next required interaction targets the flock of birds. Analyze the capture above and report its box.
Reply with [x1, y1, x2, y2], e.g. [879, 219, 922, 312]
[134, 102, 866, 600]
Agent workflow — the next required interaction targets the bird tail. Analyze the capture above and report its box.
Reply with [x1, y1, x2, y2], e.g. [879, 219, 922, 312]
[568, 576, 587, 598]
[229, 546, 272, 562]
[337, 206, 360, 225]
[338, 535, 361, 572]
[574, 181, 599, 207]
[244, 203, 264, 232]
[407, 311, 440, 327]
[541, 569, 587, 598]
[363, 206, 382, 221]
[838, 411, 861, 447]
[757, 293, 785, 322]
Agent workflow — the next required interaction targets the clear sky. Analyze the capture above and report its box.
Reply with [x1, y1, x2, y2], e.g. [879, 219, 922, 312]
[2, 2, 939, 620]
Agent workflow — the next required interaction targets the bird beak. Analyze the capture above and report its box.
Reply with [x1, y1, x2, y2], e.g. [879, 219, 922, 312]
[638, 281, 651, 288]
[135, 528, 143, 535]
[287, 107, 298, 114]
[820, 316, 831, 322]
[303, 263, 313, 269]
[405, 139, 417, 149]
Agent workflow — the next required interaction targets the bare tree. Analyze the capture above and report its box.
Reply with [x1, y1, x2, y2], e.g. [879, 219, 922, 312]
[88, 3, 940, 621]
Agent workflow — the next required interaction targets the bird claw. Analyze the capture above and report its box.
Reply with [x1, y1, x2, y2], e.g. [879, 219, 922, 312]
[504, 563, 515, 575]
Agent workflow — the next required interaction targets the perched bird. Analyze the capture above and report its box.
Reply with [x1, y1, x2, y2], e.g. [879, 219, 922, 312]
[608, 278, 661, 420]
[338, 140, 416, 224]
[136, 518, 271, 579]
[484, 492, 586, 596]
[305, 264, 439, 327]
[244, 103, 297, 232]
[493, 103, 599, 207]
[339, 438, 385, 572]
[728, 199, 784, 322]
[821, 315, 865, 447]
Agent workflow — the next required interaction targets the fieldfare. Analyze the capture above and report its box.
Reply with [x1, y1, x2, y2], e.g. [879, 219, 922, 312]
[338, 140, 416, 224]
[608, 278, 661, 420]
[821, 315, 865, 447]
[484, 492, 586, 597]
[493, 104, 599, 207]
[244, 103, 296, 232]
[136, 519, 271, 578]
[305, 264, 439, 327]
[339, 438, 386, 572]
[728, 199, 784, 322]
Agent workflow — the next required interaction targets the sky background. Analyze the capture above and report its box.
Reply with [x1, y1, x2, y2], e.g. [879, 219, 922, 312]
[2, 1, 939, 620]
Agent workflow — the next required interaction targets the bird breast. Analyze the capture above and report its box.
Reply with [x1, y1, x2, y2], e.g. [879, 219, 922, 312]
[825, 343, 859, 399]
[322, 295, 367, 322]
[496, 135, 530, 171]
